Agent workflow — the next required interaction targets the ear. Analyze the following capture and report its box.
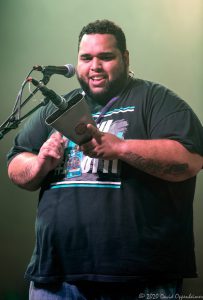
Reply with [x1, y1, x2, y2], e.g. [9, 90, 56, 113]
[123, 50, 129, 67]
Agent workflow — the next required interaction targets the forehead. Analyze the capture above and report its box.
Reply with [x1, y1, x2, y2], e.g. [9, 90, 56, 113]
[78, 34, 118, 54]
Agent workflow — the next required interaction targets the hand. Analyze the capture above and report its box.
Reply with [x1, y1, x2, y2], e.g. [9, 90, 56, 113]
[37, 131, 66, 172]
[79, 124, 124, 160]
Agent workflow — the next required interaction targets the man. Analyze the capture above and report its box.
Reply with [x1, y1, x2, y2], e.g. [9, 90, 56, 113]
[7, 20, 203, 300]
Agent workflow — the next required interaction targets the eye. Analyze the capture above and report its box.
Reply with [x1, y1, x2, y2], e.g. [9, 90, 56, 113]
[100, 54, 115, 61]
[80, 55, 92, 62]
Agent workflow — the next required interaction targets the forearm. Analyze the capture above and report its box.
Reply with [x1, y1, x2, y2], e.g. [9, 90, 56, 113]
[8, 132, 66, 191]
[8, 152, 50, 191]
[117, 139, 202, 182]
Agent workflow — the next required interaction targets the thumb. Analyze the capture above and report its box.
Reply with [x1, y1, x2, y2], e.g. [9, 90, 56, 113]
[87, 124, 103, 142]
[52, 131, 63, 138]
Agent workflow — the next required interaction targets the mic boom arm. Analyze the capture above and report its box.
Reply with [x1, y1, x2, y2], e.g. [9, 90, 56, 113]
[0, 74, 51, 140]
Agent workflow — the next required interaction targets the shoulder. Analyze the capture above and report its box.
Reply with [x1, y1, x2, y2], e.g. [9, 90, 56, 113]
[130, 77, 179, 94]
[130, 78, 191, 111]
[7, 88, 83, 157]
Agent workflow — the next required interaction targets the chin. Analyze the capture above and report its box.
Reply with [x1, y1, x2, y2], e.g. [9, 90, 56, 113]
[90, 87, 106, 96]
[88, 91, 110, 105]
[80, 82, 111, 104]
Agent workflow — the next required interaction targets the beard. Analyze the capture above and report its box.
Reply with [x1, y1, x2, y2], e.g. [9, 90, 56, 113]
[76, 67, 129, 105]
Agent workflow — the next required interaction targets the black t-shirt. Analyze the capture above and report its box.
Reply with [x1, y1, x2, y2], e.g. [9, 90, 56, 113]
[7, 78, 203, 284]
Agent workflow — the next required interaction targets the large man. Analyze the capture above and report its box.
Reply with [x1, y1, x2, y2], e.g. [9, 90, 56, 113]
[7, 20, 203, 300]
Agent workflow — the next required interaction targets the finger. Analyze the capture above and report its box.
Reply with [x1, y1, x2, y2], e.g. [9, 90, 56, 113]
[86, 124, 103, 142]
[41, 138, 65, 159]
[50, 132, 66, 145]
[39, 148, 61, 160]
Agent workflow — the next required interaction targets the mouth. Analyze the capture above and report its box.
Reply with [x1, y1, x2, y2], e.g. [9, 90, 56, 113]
[89, 75, 107, 86]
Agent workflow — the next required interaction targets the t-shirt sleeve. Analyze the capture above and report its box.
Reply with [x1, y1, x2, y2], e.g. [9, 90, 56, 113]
[146, 84, 203, 155]
[7, 105, 52, 163]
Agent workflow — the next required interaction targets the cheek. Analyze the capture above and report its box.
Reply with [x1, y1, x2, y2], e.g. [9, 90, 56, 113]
[108, 63, 124, 80]
[76, 63, 89, 77]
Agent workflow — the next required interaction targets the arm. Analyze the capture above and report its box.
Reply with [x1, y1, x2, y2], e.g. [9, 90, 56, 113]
[8, 132, 66, 191]
[80, 124, 203, 182]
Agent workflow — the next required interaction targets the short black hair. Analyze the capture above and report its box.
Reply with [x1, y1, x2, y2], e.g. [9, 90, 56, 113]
[78, 19, 127, 53]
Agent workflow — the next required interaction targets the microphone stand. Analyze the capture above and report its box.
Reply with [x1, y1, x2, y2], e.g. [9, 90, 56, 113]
[0, 73, 51, 140]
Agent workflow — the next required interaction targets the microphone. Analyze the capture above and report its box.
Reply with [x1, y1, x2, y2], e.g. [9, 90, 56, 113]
[33, 64, 75, 78]
[28, 77, 68, 110]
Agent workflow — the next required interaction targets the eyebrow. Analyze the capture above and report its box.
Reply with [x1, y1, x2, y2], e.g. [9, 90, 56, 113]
[79, 52, 116, 58]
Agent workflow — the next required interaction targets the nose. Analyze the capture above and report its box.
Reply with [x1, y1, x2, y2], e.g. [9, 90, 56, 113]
[90, 57, 102, 71]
